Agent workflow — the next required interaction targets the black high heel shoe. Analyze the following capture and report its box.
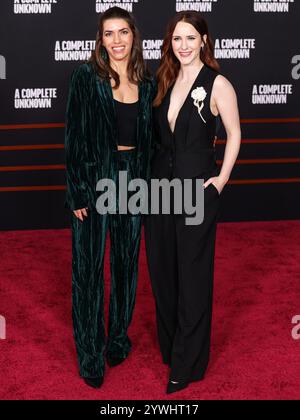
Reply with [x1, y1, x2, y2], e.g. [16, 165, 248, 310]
[166, 374, 205, 394]
[83, 376, 104, 389]
[166, 380, 189, 394]
[107, 356, 127, 368]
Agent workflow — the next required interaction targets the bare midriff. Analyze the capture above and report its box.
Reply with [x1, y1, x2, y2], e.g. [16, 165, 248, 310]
[117, 145, 136, 151]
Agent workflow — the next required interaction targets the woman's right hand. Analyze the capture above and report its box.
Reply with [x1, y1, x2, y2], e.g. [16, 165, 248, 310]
[73, 208, 89, 222]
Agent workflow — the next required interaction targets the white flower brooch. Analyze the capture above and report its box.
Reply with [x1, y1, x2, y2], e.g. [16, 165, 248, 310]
[191, 87, 207, 123]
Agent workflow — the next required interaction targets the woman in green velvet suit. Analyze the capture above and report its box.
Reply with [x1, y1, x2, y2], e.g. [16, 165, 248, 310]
[65, 7, 155, 389]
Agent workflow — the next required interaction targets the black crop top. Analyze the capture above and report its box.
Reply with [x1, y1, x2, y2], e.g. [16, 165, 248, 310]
[114, 99, 138, 147]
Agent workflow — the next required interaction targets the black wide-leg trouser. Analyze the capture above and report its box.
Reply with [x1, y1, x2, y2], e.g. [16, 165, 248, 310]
[144, 168, 221, 383]
[71, 150, 142, 379]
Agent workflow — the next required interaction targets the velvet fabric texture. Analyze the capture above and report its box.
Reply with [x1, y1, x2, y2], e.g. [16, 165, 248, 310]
[65, 63, 155, 212]
[71, 151, 142, 378]
[64, 63, 155, 378]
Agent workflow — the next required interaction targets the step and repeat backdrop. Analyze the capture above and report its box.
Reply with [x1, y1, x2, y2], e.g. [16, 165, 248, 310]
[0, 0, 299, 230]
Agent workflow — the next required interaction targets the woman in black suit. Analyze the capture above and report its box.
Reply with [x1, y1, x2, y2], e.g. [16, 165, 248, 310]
[144, 11, 241, 394]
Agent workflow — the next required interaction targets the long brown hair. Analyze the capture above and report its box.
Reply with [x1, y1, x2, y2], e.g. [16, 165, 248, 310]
[89, 6, 147, 88]
[154, 11, 220, 107]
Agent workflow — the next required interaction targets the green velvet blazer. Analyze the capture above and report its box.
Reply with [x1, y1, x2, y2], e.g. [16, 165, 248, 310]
[64, 62, 156, 211]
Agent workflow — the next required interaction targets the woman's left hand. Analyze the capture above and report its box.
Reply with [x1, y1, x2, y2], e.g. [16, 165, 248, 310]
[203, 176, 226, 195]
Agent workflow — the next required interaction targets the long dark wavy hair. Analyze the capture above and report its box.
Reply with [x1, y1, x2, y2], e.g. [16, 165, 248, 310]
[89, 6, 147, 88]
[154, 11, 220, 107]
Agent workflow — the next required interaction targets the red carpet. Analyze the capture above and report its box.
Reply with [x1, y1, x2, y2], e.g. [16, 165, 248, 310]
[0, 221, 300, 400]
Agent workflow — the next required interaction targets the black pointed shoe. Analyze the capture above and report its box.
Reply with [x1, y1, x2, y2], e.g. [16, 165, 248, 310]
[83, 376, 104, 389]
[166, 380, 189, 394]
[166, 374, 205, 394]
[107, 356, 127, 368]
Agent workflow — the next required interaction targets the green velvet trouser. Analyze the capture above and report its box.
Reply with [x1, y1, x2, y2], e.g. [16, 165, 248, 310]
[71, 150, 142, 378]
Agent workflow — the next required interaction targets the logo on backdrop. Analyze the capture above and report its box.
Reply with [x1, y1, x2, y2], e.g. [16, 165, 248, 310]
[0, 55, 6, 80]
[14, 88, 57, 109]
[55, 41, 95, 62]
[252, 84, 293, 104]
[14, 0, 58, 14]
[143, 40, 163, 61]
[95, 0, 139, 13]
[253, 0, 294, 13]
[292, 55, 300, 80]
[215, 39, 256, 60]
[175, 0, 218, 12]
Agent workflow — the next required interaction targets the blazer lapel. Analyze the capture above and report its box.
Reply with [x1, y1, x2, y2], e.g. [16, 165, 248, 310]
[96, 76, 118, 151]
[185, 65, 208, 118]
[159, 87, 174, 148]
[136, 80, 145, 155]
[184, 66, 209, 142]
